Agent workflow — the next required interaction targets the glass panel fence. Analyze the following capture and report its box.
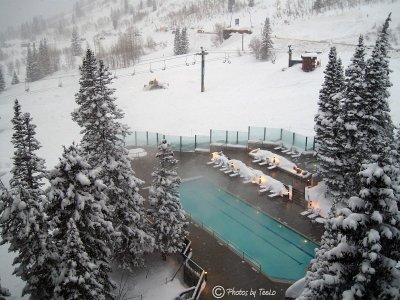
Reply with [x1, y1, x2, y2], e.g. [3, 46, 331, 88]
[181, 136, 195, 152]
[266, 128, 281, 142]
[195, 135, 210, 150]
[211, 130, 226, 144]
[249, 127, 264, 141]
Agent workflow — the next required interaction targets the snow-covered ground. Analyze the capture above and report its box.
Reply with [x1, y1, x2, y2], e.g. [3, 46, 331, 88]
[0, 241, 186, 300]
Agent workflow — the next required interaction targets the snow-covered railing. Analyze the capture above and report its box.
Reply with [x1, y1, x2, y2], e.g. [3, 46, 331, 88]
[249, 148, 311, 179]
[208, 152, 289, 197]
[178, 238, 207, 300]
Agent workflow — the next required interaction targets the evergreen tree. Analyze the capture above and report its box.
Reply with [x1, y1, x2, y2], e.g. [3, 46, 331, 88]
[363, 13, 394, 155]
[47, 144, 115, 299]
[11, 71, 19, 85]
[300, 16, 399, 300]
[39, 38, 51, 77]
[0, 277, 10, 299]
[25, 45, 33, 82]
[71, 27, 83, 57]
[148, 140, 188, 260]
[314, 46, 345, 201]
[260, 17, 274, 61]
[72, 54, 153, 270]
[336, 35, 367, 198]
[31, 43, 41, 81]
[180, 27, 189, 54]
[174, 28, 181, 55]
[0, 66, 5, 92]
[0, 102, 51, 298]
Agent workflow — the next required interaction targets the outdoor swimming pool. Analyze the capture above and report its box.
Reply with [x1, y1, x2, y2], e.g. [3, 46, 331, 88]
[179, 178, 318, 282]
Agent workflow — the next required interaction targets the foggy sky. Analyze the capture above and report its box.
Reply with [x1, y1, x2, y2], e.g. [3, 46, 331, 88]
[0, 0, 75, 30]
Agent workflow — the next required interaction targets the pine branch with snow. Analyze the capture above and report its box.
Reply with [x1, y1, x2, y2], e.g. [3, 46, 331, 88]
[53, 218, 106, 300]
[148, 140, 188, 259]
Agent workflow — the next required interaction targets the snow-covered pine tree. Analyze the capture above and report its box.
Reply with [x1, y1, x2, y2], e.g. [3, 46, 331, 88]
[0, 276, 10, 300]
[72, 55, 153, 270]
[338, 152, 400, 299]
[148, 140, 188, 260]
[314, 46, 345, 201]
[0, 66, 5, 92]
[336, 35, 367, 198]
[174, 28, 181, 55]
[180, 27, 189, 55]
[298, 206, 346, 300]
[11, 71, 19, 85]
[260, 17, 274, 61]
[0, 103, 51, 298]
[47, 144, 115, 299]
[300, 17, 399, 300]
[363, 13, 394, 154]
[71, 27, 83, 57]
[31, 43, 41, 81]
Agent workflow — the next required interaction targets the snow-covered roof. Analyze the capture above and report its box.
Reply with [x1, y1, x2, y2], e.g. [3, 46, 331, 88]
[301, 52, 318, 58]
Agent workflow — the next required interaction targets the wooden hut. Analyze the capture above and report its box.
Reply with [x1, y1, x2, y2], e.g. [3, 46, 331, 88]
[301, 53, 320, 72]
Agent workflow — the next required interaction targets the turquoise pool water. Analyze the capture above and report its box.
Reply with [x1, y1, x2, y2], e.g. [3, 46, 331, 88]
[179, 178, 318, 281]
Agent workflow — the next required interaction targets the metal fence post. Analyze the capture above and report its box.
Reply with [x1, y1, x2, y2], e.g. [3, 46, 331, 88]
[146, 131, 149, 145]
[292, 132, 295, 146]
[163, 134, 165, 139]
[248, 126, 250, 140]
[135, 131, 137, 147]
[156, 133, 159, 145]
[263, 127, 266, 141]
[195, 135, 197, 149]
[305, 137, 308, 151]
[180, 136, 182, 152]
[210, 129, 212, 144]
[313, 138, 316, 151]
[280, 128, 283, 140]
[236, 131, 239, 144]
[226, 130, 228, 145]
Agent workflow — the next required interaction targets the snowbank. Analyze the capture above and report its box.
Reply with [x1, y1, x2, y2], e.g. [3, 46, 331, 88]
[305, 182, 332, 218]
[285, 277, 306, 299]
[128, 148, 147, 160]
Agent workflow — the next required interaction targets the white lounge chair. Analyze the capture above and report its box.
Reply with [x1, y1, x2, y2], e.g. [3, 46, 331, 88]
[300, 210, 312, 216]
[267, 165, 277, 170]
[268, 192, 279, 198]
[259, 188, 268, 193]
[252, 159, 261, 163]
[259, 161, 269, 166]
